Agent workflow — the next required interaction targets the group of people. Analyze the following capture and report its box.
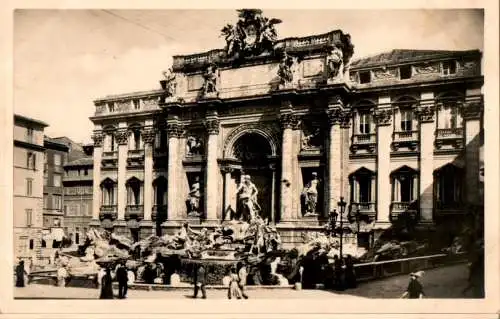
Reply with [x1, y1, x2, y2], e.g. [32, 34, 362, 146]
[98, 262, 135, 299]
[191, 262, 249, 300]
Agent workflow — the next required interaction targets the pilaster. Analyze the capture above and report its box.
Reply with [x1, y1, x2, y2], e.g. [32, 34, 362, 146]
[115, 127, 129, 222]
[416, 95, 436, 223]
[462, 94, 483, 206]
[204, 115, 220, 223]
[164, 120, 183, 225]
[374, 104, 393, 225]
[91, 131, 103, 226]
[279, 102, 300, 223]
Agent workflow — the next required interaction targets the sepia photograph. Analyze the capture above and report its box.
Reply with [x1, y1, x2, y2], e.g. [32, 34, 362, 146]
[10, 7, 489, 305]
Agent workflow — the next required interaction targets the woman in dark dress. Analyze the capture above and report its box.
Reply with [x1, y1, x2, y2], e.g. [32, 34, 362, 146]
[15, 260, 27, 287]
[99, 268, 114, 299]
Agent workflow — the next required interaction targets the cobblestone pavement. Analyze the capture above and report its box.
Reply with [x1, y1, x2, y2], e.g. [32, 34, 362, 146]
[15, 264, 473, 299]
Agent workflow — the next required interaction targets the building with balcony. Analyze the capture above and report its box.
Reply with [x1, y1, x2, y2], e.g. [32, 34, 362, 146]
[88, 10, 483, 247]
[13, 114, 48, 262]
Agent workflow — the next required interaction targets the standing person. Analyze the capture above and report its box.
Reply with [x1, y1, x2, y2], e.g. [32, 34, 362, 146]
[100, 268, 114, 299]
[237, 262, 249, 299]
[401, 271, 425, 299]
[193, 264, 207, 299]
[15, 260, 28, 287]
[344, 255, 357, 289]
[228, 267, 242, 299]
[116, 262, 128, 299]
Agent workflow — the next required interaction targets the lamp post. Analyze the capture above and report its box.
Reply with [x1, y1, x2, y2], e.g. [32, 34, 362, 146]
[337, 197, 347, 260]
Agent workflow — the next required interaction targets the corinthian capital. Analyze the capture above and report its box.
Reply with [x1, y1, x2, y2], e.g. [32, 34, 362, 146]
[279, 113, 300, 130]
[141, 126, 156, 144]
[114, 129, 130, 145]
[373, 108, 393, 126]
[205, 118, 220, 135]
[415, 105, 435, 123]
[91, 131, 104, 147]
[166, 122, 184, 138]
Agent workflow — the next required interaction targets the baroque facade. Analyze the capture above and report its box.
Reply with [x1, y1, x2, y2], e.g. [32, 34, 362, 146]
[89, 10, 483, 247]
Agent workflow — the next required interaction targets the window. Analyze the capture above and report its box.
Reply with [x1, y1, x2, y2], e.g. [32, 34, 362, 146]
[108, 102, 115, 112]
[53, 195, 62, 210]
[54, 154, 61, 166]
[127, 178, 142, 205]
[438, 100, 462, 129]
[133, 99, 140, 110]
[110, 134, 116, 151]
[359, 112, 372, 134]
[435, 165, 463, 209]
[26, 209, 33, 227]
[350, 168, 375, 207]
[359, 71, 371, 84]
[26, 128, 34, 143]
[442, 60, 457, 76]
[84, 169, 88, 176]
[133, 130, 141, 150]
[400, 109, 413, 131]
[29, 239, 34, 250]
[399, 65, 412, 79]
[53, 174, 61, 187]
[391, 167, 418, 203]
[26, 178, 33, 196]
[27, 152, 36, 170]
[41, 240, 46, 248]
[101, 179, 116, 205]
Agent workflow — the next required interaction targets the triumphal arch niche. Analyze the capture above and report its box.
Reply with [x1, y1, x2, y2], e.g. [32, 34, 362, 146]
[160, 9, 354, 244]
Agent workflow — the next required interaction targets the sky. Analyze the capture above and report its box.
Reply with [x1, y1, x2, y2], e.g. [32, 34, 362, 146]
[13, 9, 484, 144]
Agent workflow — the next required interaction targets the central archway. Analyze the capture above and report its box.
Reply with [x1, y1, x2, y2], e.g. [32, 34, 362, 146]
[222, 129, 278, 223]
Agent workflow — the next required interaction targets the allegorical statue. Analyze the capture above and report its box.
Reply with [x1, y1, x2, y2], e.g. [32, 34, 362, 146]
[220, 9, 282, 59]
[161, 68, 177, 97]
[277, 52, 295, 87]
[235, 175, 260, 221]
[186, 176, 201, 217]
[326, 46, 344, 80]
[201, 64, 219, 96]
[302, 172, 320, 216]
[186, 136, 203, 156]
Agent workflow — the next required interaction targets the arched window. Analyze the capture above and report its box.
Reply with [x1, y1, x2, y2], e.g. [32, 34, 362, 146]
[436, 93, 463, 129]
[394, 96, 418, 132]
[126, 177, 143, 206]
[153, 176, 168, 206]
[434, 164, 463, 209]
[100, 178, 117, 206]
[350, 167, 376, 211]
[391, 166, 418, 204]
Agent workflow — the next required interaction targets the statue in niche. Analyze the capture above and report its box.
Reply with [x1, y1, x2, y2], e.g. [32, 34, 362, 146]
[277, 52, 295, 87]
[235, 175, 260, 221]
[186, 136, 203, 156]
[301, 126, 322, 150]
[201, 64, 219, 96]
[326, 46, 344, 80]
[301, 172, 320, 216]
[186, 176, 201, 217]
[161, 68, 177, 97]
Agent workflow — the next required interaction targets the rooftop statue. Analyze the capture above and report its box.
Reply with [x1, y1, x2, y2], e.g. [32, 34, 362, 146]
[161, 68, 177, 97]
[220, 9, 282, 59]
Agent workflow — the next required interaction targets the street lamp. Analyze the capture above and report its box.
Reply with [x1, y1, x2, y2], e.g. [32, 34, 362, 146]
[337, 197, 347, 260]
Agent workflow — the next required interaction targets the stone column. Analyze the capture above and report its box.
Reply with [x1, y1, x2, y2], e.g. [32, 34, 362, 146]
[204, 116, 220, 223]
[165, 121, 183, 223]
[462, 95, 483, 206]
[115, 128, 129, 223]
[373, 107, 393, 224]
[415, 101, 436, 223]
[141, 126, 156, 232]
[279, 106, 300, 222]
[90, 131, 103, 227]
[325, 96, 345, 215]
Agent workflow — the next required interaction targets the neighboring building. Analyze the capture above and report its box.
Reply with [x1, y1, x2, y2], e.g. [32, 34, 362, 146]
[43, 137, 69, 232]
[88, 10, 484, 248]
[13, 114, 48, 263]
[62, 144, 94, 246]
